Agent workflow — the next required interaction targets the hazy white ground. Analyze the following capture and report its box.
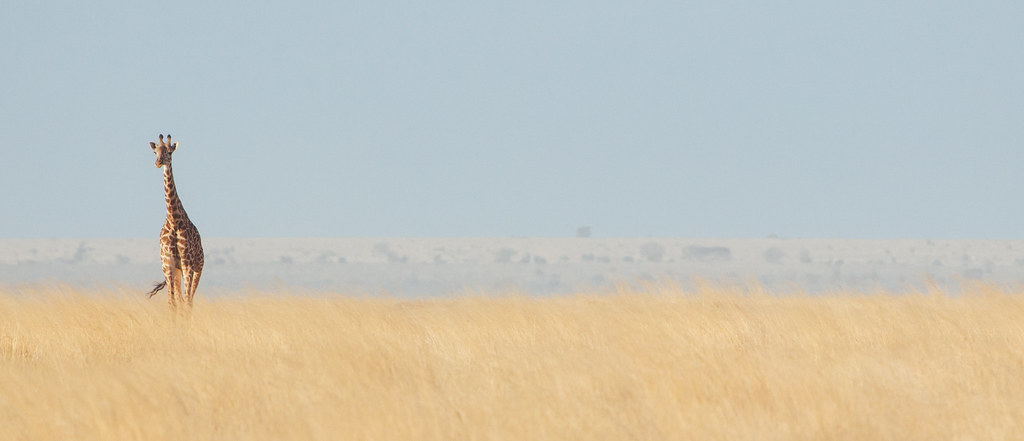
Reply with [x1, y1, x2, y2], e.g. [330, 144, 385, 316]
[2, 238, 1022, 295]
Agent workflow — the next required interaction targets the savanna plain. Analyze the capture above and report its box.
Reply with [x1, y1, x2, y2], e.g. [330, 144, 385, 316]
[2, 282, 1024, 440]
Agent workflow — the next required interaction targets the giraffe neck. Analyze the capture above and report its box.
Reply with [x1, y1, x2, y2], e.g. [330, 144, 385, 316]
[162, 163, 188, 225]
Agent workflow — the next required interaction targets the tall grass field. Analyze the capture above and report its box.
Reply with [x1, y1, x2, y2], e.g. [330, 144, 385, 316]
[2, 282, 1023, 440]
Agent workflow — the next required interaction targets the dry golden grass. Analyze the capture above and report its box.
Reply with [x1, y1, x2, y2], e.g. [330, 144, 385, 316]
[2, 282, 1024, 440]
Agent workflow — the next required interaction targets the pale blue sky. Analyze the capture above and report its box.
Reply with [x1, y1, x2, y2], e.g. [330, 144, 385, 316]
[2, 1, 1022, 239]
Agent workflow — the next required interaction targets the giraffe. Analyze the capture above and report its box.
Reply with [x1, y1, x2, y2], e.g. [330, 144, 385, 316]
[147, 134, 205, 310]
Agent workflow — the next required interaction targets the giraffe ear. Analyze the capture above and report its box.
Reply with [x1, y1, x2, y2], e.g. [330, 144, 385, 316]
[170, 142, 178, 151]
[150, 142, 157, 150]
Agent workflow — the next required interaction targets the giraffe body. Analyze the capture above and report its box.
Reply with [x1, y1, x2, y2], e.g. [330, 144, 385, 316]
[148, 134, 204, 309]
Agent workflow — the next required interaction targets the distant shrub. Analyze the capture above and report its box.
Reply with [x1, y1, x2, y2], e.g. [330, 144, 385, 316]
[764, 247, 786, 264]
[495, 248, 516, 264]
[640, 242, 665, 263]
[374, 243, 407, 263]
[683, 246, 732, 262]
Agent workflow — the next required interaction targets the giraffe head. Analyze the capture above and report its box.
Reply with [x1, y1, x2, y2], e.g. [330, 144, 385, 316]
[149, 134, 177, 168]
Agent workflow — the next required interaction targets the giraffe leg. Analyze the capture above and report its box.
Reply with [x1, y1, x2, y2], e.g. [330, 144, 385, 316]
[181, 268, 196, 308]
[161, 259, 177, 310]
[160, 228, 180, 311]
[166, 282, 176, 311]
[186, 269, 202, 307]
[167, 267, 183, 311]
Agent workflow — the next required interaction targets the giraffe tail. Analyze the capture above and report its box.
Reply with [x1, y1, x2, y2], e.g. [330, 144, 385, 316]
[147, 281, 167, 299]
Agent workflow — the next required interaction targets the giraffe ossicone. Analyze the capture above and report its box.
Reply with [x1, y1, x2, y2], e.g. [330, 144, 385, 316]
[147, 133, 204, 310]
